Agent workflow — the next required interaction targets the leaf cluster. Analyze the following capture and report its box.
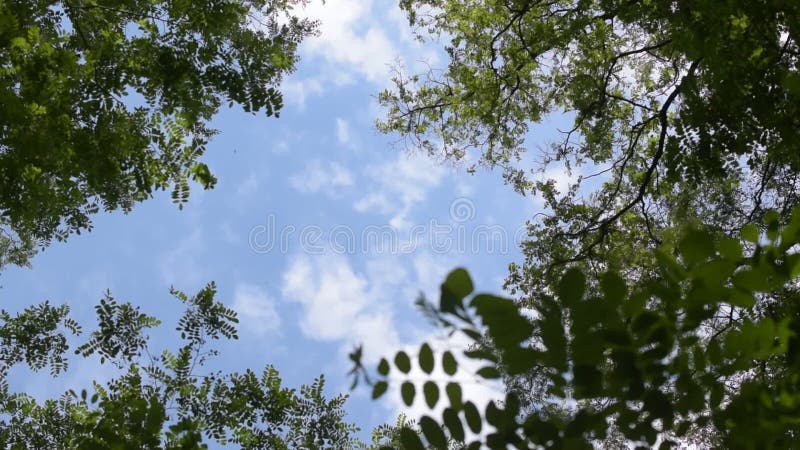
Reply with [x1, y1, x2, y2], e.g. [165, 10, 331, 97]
[0, 282, 362, 449]
[358, 209, 800, 448]
[0, 0, 317, 268]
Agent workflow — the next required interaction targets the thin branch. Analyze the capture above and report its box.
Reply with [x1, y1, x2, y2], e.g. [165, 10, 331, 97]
[549, 59, 702, 269]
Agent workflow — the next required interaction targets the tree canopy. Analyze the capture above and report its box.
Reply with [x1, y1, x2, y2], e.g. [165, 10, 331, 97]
[0, 0, 316, 268]
[0, 2, 423, 448]
[378, 0, 799, 291]
[360, 0, 800, 448]
[357, 209, 800, 448]
[0, 283, 364, 449]
[5, 0, 800, 448]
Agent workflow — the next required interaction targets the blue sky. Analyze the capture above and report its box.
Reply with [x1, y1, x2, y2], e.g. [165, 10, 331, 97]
[0, 0, 578, 442]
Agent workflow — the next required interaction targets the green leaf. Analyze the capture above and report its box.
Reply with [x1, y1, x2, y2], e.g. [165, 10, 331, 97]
[643, 390, 673, 420]
[557, 268, 586, 305]
[728, 290, 756, 308]
[463, 348, 499, 362]
[733, 269, 772, 292]
[377, 358, 390, 376]
[600, 272, 627, 303]
[188, 162, 217, 189]
[395, 351, 412, 373]
[783, 72, 800, 96]
[462, 328, 483, 342]
[678, 230, 715, 265]
[710, 383, 724, 408]
[537, 295, 567, 372]
[655, 249, 687, 282]
[399, 426, 425, 450]
[741, 224, 759, 243]
[718, 238, 743, 261]
[372, 381, 388, 399]
[440, 268, 473, 314]
[446, 382, 463, 409]
[573, 364, 603, 398]
[401, 382, 416, 406]
[504, 347, 538, 374]
[470, 294, 533, 355]
[424, 381, 440, 408]
[464, 401, 482, 434]
[765, 210, 781, 241]
[420, 415, 448, 449]
[442, 351, 458, 375]
[485, 401, 503, 426]
[443, 407, 465, 442]
[476, 366, 501, 379]
[419, 343, 434, 374]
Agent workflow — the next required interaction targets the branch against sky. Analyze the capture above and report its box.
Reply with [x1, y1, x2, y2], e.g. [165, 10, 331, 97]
[377, 0, 800, 296]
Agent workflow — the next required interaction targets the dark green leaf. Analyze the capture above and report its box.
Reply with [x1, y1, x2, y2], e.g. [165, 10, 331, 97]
[600, 272, 627, 303]
[419, 343, 434, 374]
[372, 381, 388, 399]
[378, 358, 390, 376]
[678, 230, 715, 265]
[464, 401, 482, 434]
[440, 268, 473, 314]
[401, 382, 416, 406]
[557, 268, 586, 305]
[718, 238, 743, 261]
[446, 382, 463, 409]
[741, 224, 759, 243]
[471, 294, 533, 353]
[476, 366, 501, 379]
[442, 351, 458, 375]
[399, 426, 425, 450]
[443, 407, 465, 442]
[420, 415, 448, 449]
[424, 381, 440, 409]
[395, 351, 412, 373]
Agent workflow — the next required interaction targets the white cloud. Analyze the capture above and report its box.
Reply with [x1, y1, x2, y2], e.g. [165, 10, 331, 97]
[281, 254, 399, 358]
[387, 2, 414, 42]
[299, 0, 397, 83]
[351, 312, 402, 362]
[268, 0, 446, 121]
[282, 0, 442, 106]
[289, 160, 355, 194]
[353, 192, 390, 214]
[281, 77, 324, 109]
[456, 180, 475, 197]
[355, 153, 447, 228]
[364, 254, 411, 297]
[232, 284, 281, 336]
[336, 118, 351, 145]
[279, 251, 458, 359]
[281, 254, 367, 340]
[412, 252, 454, 301]
[278, 248, 501, 431]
